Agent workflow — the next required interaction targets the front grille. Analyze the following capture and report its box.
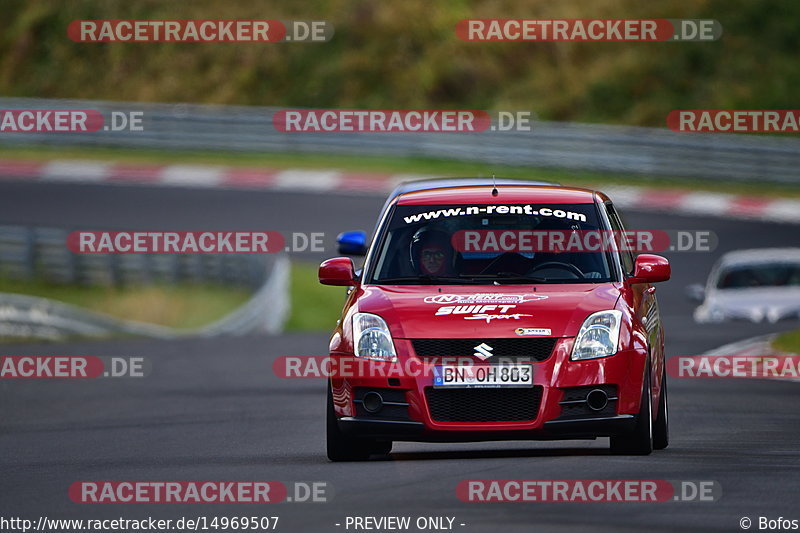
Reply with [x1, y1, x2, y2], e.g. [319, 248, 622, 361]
[425, 386, 543, 422]
[412, 338, 556, 363]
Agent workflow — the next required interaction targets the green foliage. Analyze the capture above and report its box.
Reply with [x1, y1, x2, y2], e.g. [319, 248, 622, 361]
[2, 0, 799, 126]
[286, 261, 347, 332]
[0, 277, 251, 330]
[773, 330, 800, 355]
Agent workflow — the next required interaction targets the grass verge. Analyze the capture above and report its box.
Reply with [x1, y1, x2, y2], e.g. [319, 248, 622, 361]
[772, 330, 800, 355]
[285, 261, 345, 332]
[0, 278, 251, 330]
[3, 145, 800, 199]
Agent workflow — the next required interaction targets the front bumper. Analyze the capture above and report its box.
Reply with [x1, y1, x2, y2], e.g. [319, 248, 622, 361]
[338, 415, 636, 442]
[330, 338, 647, 442]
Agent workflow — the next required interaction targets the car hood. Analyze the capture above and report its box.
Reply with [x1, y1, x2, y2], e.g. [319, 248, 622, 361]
[355, 284, 622, 339]
[698, 287, 800, 323]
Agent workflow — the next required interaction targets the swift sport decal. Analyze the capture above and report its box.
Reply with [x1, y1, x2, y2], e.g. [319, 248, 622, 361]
[434, 304, 534, 323]
[465, 313, 533, 323]
[435, 304, 518, 315]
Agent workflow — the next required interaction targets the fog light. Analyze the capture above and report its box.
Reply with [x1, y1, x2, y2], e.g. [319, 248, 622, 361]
[362, 391, 384, 413]
[586, 389, 609, 411]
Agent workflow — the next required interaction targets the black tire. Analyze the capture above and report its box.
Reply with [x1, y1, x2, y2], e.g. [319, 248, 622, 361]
[653, 372, 669, 450]
[371, 440, 393, 456]
[326, 382, 388, 461]
[610, 363, 653, 456]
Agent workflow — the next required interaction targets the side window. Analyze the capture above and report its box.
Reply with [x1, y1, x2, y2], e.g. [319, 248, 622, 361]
[605, 202, 635, 275]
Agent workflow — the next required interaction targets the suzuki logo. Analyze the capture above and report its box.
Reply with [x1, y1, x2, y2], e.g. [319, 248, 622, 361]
[473, 343, 494, 360]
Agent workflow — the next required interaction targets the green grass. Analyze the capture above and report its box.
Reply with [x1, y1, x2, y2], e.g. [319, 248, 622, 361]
[0, 278, 251, 330]
[286, 261, 347, 331]
[4, 0, 800, 129]
[3, 144, 800, 198]
[773, 330, 800, 355]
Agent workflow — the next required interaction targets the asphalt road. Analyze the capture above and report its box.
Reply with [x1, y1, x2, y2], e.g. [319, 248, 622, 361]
[1, 181, 799, 533]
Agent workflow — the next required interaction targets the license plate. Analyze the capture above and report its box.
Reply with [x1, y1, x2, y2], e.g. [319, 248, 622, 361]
[433, 365, 533, 388]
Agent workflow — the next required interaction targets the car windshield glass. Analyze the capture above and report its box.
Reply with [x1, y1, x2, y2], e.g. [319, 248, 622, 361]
[368, 202, 613, 284]
[716, 263, 800, 288]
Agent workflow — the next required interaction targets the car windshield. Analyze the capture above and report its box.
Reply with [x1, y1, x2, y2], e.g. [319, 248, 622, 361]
[716, 263, 800, 289]
[367, 202, 614, 284]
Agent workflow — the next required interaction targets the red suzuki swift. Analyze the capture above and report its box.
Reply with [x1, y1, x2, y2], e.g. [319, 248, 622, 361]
[320, 181, 670, 460]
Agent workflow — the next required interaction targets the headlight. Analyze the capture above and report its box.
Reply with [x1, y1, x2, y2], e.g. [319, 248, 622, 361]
[353, 312, 397, 362]
[571, 310, 623, 360]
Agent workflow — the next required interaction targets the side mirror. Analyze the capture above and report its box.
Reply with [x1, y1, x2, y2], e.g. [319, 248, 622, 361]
[685, 283, 706, 303]
[337, 231, 368, 256]
[629, 254, 671, 284]
[319, 257, 356, 286]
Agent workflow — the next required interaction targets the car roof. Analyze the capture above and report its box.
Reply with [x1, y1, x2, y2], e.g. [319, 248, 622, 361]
[717, 248, 800, 267]
[395, 184, 600, 205]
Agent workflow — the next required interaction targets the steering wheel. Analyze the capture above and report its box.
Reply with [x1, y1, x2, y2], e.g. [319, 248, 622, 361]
[477, 252, 526, 276]
[528, 261, 585, 278]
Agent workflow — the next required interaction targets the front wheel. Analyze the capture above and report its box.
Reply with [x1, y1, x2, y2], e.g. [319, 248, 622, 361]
[326, 383, 391, 461]
[653, 372, 669, 450]
[610, 364, 653, 456]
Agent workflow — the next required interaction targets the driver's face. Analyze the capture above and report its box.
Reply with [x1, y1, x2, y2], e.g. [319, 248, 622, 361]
[420, 244, 447, 274]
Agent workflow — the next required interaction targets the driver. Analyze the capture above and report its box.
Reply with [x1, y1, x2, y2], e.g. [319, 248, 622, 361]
[410, 228, 455, 276]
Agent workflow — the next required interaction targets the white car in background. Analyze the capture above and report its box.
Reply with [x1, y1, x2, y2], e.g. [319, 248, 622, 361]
[688, 248, 800, 324]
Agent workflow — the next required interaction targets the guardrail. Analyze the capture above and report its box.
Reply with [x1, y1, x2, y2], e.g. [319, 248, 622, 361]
[0, 226, 267, 288]
[0, 225, 289, 340]
[1, 97, 800, 184]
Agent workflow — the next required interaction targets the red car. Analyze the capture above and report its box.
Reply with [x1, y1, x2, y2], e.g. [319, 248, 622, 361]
[320, 181, 670, 460]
